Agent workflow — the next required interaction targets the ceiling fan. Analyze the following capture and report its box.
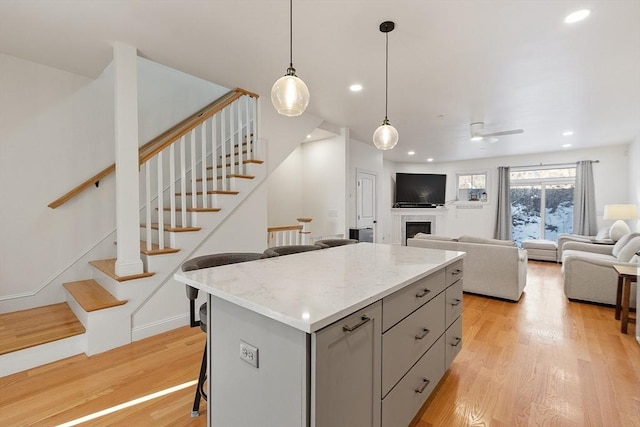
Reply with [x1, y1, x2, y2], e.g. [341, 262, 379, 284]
[469, 122, 524, 143]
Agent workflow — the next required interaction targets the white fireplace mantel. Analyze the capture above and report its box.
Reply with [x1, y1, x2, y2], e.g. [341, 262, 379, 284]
[391, 207, 448, 245]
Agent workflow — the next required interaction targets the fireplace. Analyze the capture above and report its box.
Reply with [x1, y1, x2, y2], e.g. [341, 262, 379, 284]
[405, 221, 431, 245]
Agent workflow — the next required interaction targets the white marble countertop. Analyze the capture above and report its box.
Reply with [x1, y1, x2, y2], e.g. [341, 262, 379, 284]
[174, 242, 464, 333]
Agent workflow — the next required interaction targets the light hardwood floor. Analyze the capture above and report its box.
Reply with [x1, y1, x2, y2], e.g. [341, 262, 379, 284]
[0, 261, 637, 426]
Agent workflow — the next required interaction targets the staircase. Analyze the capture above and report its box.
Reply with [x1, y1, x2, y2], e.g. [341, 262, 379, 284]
[0, 88, 265, 377]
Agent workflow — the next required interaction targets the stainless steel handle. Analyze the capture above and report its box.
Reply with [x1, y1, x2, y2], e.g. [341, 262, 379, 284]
[415, 378, 430, 394]
[450, 337, 461, 347]
[450, 298, 462, 306]
[343, 315, 371, 332]
[415, 288, 431, 298]
[414, 328, 430, 340]
[451, 269, 462, 275]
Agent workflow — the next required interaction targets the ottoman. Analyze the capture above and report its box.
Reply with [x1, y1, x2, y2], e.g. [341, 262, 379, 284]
[522, 239, 558, 262]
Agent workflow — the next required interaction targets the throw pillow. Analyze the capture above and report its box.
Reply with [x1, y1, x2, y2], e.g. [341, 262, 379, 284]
[612, 232, 640, 257]
[459, 235, 516, 247]
[595, 228, 610, 240]
[616, 236, 640, 263]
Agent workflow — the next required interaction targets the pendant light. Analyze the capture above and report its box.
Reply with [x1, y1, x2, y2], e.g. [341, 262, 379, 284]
[373, 21, 398, 150]
[271, 0, 310, 116]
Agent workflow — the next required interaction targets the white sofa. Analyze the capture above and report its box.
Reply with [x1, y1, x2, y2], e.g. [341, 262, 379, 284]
[562, 232, 639, 307]
[407, 234, 527, 301]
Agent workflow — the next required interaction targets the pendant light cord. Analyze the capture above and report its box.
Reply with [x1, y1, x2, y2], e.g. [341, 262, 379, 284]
[289, 0, 293, 68]
[385, 31, 389, 121]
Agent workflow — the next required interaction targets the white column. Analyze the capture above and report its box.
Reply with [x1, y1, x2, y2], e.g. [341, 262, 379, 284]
[113, 42, 144, 276]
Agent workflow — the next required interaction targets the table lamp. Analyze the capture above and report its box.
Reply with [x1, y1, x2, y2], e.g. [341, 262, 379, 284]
[603, 204, 638, 241]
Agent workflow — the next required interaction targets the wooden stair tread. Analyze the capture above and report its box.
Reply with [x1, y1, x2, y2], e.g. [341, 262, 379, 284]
[139, 241, 180, 255]
[177, 190, 239, 196]
[146, 223, 201, 232]
[89, 259, 155, 282]
[63, 280, 127, 312]
[158, 207, 221, 213]
[0, 303, 85, 355]
[196, 174, 255, 182]
[206, 159, 264, 170]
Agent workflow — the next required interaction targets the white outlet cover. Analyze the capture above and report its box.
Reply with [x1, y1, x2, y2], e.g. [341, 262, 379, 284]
[239, 340, 259, 368]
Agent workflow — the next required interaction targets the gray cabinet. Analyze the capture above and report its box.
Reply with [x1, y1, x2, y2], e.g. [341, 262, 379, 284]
[313, 301, 382, 427]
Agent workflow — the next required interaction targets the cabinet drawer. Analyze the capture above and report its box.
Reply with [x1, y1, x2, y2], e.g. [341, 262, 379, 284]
[445, 260, 463, 287]
[445, 279, 463, 328]
[383, 269, 445, 332]
[382, 292, 445, 397]
[445, 316, 462, 368]
[381, 336, 445, 427]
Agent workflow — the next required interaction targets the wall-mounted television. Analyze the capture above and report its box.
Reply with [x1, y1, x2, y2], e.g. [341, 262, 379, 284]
[394, 173, 447, 207]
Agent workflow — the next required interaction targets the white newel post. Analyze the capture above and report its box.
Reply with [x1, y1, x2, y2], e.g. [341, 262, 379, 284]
[113, 42, 144, 276]
[297, 217, 312, 245]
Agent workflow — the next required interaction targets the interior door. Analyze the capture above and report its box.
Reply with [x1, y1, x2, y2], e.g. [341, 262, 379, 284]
[357, 170, 376, 233]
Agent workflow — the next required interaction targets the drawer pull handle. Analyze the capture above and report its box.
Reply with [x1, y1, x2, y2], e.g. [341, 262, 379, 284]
[415, 378, 431, 394]
[450, 299, 462, 307]
[451, 337, 461, 347]
[415, 289, 431, 298]
[452, 269, 462, 275]
[414, 328, 430, 340]
[342, 315, 371, 332]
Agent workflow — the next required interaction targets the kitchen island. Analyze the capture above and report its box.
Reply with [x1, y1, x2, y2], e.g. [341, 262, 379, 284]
[174, 242, 464, 427]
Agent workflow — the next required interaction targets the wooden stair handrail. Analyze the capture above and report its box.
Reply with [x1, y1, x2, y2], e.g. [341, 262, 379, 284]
[47, 88, 259, 209]
[267, 225, 304, 233]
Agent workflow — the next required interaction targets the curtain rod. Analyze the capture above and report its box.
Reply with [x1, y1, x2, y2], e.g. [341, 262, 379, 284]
[509, 160, 599, 169]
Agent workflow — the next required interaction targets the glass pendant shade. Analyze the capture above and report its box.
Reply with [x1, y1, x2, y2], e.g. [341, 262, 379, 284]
[271, 68, 310, 117]
[373, 119, 399, 150]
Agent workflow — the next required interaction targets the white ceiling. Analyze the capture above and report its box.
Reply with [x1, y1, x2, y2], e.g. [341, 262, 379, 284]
[1, 0, 639, 163]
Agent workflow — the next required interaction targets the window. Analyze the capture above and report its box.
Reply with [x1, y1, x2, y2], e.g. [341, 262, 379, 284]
[510, 166, 576, 246]
[456, 171, 488, 203]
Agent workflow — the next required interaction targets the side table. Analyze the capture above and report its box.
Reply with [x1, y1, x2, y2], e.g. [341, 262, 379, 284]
[613, 264, 638, 334]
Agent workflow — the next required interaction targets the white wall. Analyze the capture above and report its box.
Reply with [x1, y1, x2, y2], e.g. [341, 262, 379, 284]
[377, 144, 632, 241]
[302, 134, 346, 239]
[267, 147, 303, 226]
[267, 131, 347, 240]
[347, 136, 385, 242]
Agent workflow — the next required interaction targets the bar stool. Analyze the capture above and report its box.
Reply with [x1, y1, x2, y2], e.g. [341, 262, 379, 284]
[262, 244, 322, 258]
[314, 238, 359, 248]
[182, 252, 263, 417]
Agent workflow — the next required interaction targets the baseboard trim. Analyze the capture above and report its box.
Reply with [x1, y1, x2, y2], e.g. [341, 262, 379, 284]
[131, 314, 190, 342]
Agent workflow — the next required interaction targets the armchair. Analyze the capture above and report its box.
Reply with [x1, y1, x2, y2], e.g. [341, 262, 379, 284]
[562, 233, 639, 306]
[557, 228, 610, 261]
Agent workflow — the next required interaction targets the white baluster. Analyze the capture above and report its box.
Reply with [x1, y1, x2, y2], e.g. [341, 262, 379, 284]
[144, 161, 152, 252]
[180, 135, 187, 228]
[237, 98, 243, 173]
[230, 101, 236, 178]
[190, 129, 197, 212]
[221, 107, 227, 191]
[169, 144, 176, 229]
[157, 151, 164, 249]
[201, 121, 208, 208]
[244, 95, 251, 167]
[252, 96, 258, 160]
[212, 116, 218, 191]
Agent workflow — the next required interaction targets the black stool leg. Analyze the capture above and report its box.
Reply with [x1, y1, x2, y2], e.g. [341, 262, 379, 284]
[191, 343, 208, 417]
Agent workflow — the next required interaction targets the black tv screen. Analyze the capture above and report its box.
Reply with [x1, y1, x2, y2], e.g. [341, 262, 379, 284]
[395, 173, 446, 206]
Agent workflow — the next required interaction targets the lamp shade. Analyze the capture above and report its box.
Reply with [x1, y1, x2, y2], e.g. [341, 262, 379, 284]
[603, 204, 638, 242]
[603, 204, 638, 220]
[271, 71, 310, 117]
[373, 121, 399, 150]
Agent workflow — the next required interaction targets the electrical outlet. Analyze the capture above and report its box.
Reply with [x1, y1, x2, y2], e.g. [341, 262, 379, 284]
[239, 340, 259, 368]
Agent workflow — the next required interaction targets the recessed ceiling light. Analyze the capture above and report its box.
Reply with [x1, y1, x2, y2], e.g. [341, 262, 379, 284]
[562, 143, 572, 148]
[426, 158, 434, 162]
[562, 131, 574, 136]
[470, 136, 483, 142]
[408, 151, 415, 156]
[306, 134, 312, 139]
[349, 84, 363, 92]
[565, 9, 590, 24]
